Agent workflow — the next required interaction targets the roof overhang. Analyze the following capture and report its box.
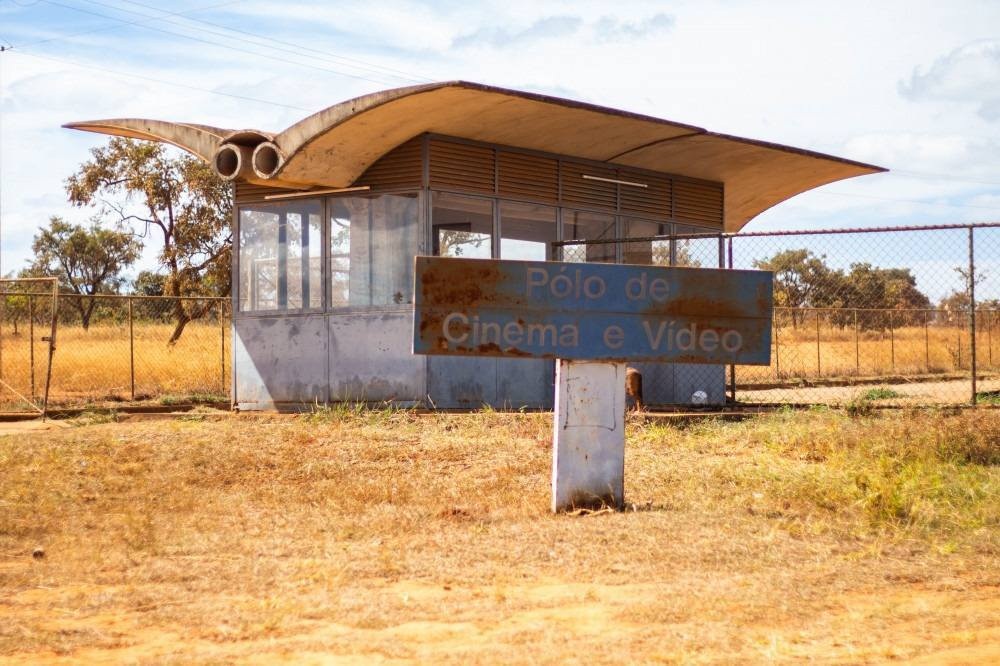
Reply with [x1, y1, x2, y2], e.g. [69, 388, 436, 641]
[65, 80, 885, 232]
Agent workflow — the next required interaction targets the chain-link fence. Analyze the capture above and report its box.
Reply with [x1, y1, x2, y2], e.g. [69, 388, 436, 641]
[0, 292, 230, 411]
[0, 278, 59, 413]
[556, 222, 1000, 407]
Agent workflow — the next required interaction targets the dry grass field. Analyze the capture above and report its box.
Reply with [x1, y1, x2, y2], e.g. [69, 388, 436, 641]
[1, 408, 998, 663]
[739, 323, 1000, 385]
[0, 322, 230, 409]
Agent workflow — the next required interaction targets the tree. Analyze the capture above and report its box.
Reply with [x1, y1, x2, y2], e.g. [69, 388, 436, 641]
[840, 263, 931, 329]
[1, 270, 33, 336]
[939, 267, 992, 325]
[753, 249, 934, 331]
[132, 270, 167, 297]
[66, 137, 231, 343]
[753, 249, 841, 327]
[29, 216, 140, 330]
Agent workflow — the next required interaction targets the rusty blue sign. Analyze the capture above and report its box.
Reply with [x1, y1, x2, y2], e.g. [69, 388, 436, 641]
[413, 256, 773, 364]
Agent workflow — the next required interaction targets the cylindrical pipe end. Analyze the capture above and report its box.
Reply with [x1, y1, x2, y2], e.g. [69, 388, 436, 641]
[212, 143, 253, 181]
[252, 141, 284, 179]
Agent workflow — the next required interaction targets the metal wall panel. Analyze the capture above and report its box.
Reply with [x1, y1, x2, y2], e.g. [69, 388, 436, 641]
[426, 357, 553, 409]
[628, 361, 675, 407]
[427, 356, 497, 408]
[329, 310, 425, 402]
[496, 358, 554, 409]
[673, 363, 726, 405]
[233, 314, 329, 409]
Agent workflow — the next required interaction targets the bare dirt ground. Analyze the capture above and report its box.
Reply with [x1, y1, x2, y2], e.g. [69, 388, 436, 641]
[1, 410, 997, 663]
[741, 376, 1000, 405]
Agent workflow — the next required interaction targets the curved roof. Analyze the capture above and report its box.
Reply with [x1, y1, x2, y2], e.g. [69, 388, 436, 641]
[65, 81, 885, 232]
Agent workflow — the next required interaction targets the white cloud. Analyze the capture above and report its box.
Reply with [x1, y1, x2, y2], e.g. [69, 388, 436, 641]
[592, 13, 673, 42]
[452, 16, 583, 49]
[900, 40, 1000, 121]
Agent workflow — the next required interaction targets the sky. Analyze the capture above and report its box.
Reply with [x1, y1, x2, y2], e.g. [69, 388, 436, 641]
[0, 0, 999, 300]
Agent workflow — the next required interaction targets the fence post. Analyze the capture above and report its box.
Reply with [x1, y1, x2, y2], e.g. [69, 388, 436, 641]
[969, 227, 977, 405]
[815, 309, 821, 376]
[41, 279, 58, 418]
[219, 300, 226, 396]
[924, 310, 930, 373]
[29, 295, 35, 399]
[128, 297, 135, 401]
[774, 312, 780, 379]
[989, 310, 994, 368]
[889, 310, 895, 373]
[854, 308, 860, 376]
[727, 237, 735, 404]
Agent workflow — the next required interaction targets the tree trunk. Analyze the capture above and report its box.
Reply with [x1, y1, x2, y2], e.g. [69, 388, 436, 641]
[167, 297, 190, 345]
[77, 297, 97, 331]
[167, 298, 214, 345]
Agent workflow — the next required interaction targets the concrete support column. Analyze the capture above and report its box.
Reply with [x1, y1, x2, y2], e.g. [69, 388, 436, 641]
[551, 360, 626, 512]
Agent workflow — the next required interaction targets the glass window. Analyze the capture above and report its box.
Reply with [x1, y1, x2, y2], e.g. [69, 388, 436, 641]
[623, 218, 671, 266]
[500, 201, 557, 261]
[432, 192, 493, 259]
[239, 200, 322, 312]
[329, 193, 419, 307]
[562, 209, 616, 263]
[674, 224, 712, 268]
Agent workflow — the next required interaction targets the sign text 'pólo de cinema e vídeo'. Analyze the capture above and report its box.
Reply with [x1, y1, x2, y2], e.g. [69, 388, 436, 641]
[412, 256, 773, 365]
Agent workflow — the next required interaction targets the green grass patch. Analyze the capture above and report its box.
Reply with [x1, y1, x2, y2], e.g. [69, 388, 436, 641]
[862, 386, 903, 401]
[635, 409, 1000, 540]
[976, 391, 1000, 405]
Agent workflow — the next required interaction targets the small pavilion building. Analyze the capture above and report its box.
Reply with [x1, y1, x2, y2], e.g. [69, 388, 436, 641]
[66, 81, 883, 410]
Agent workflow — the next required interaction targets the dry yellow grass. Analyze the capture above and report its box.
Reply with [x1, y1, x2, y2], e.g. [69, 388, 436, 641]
[1, 409, 997, 663]
[0, 323, 230, 409]
[740, 323, 1000, 384]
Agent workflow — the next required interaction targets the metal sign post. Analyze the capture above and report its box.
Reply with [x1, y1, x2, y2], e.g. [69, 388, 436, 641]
[413, 256, 773, 512]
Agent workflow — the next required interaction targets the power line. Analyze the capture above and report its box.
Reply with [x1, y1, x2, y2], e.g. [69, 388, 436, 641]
[887, 168, 1000, 188]
[817, 189, 1000, 212]
[38, 0, 421, 87]
[10, 48, 313, 111]
[15, 0, 245, 48]
[108, 0, 435, 84]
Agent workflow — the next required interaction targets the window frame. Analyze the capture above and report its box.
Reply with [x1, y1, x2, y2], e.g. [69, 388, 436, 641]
[235, 197, 327, 317]
[326, 190, 422, 312]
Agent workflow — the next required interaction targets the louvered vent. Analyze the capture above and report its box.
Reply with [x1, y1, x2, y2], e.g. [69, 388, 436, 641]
[428, 139, 495, 194]
[355, 137, 422, 190]
[560, 162, 617, 210]
[234, 181, 299, 204]
[674, 179, 723, 227]
[498, 151, 558, 202]
[618, 170, 671, 219]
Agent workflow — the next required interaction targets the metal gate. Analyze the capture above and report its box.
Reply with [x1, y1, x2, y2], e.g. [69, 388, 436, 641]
[0, 278, 58, 416]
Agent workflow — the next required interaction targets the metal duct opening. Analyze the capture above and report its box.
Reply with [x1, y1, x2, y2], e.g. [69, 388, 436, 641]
[213, 144, 253, 181]
[252, 141, 284, 179]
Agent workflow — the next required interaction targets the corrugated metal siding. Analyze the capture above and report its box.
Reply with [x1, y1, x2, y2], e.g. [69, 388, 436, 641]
[429, 139, 495, 194]
[618, 169, 672, 220]
[560, 161, 617, 210]
[354, 137, 422, 190]
[234, 134, 723, 228]
[674, 179, 724, 226]
[498, 151, 558, 202]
